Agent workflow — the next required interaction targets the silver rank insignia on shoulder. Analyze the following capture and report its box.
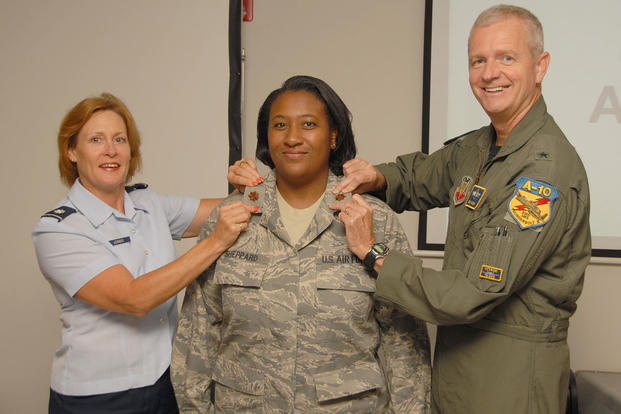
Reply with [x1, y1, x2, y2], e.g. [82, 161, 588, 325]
[465, 184, 487, 210]
[454, 176, 473, 206]
[508, 176, 558, 229]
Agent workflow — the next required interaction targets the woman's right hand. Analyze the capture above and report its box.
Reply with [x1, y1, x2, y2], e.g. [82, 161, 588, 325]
[227, 158, 264, 194]
[211, 200, 258, 250]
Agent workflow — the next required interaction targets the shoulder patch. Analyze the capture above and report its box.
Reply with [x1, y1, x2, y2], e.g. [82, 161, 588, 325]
[442, 129, 478, 146]
[125, 183, 148, 193]
[41, 206, 76, 222]
[507, 177, 558, 229]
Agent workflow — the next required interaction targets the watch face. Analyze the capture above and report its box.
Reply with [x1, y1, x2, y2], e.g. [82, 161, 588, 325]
[372, 242, 389, 255]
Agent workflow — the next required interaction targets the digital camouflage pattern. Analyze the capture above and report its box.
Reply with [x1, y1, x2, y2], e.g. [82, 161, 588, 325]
[172, 172, 431, 413]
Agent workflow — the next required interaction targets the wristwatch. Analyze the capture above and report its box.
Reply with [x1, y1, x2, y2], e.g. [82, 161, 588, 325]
[363, 242, 390, 274]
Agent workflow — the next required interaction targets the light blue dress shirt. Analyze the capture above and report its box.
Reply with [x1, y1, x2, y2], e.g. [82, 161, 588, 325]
[32, 179, 199, 396]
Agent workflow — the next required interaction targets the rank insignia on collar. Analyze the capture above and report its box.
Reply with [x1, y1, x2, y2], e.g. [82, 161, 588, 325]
[454, 176, 473, 206]
[465, 185, 486, 210]
[508, 176, 558, 229]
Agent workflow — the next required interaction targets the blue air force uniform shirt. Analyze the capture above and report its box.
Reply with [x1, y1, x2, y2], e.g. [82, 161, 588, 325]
[32, 179, 199, 396]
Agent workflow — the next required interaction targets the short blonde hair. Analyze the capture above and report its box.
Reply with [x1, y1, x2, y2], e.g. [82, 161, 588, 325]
[470, 4, 544, 58]
[57, 93, 142, 187]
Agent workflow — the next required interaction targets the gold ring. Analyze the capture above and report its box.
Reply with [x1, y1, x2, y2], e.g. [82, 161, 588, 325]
[239, 160, 246, 166]
[239, 223, 244, 230]
[344, 207, 350, 215]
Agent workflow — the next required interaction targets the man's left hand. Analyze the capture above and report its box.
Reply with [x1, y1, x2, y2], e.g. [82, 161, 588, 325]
[329, 194, 375, 260]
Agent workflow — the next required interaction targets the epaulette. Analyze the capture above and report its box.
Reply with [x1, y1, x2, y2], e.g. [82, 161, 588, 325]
[41, 206, 76, 222]
[442, 129, 477, 146]
[125, 183, 148, 193]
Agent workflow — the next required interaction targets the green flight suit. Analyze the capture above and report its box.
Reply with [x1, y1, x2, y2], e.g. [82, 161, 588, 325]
[373, 98, 591, 414]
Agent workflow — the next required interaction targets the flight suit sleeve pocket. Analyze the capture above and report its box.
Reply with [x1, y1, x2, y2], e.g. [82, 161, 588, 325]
[313, 359, 384, 402]
[467, 226, 513, 293]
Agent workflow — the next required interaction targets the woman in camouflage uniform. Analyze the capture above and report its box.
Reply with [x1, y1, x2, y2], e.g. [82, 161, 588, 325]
[172, 76, 430, 413]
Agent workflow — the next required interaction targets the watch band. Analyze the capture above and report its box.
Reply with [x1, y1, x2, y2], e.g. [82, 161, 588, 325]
[363, 242, 389, 272]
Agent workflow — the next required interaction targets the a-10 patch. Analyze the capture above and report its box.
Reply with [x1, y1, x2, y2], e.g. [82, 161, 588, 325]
[507, 176, 558, 229]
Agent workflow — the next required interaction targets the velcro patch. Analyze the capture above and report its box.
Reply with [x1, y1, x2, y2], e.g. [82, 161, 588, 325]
[465, 185, 487, 210]
[507, 177, 558, 229]
[480, 264, 503, 282]
[454, 176, 473, 206]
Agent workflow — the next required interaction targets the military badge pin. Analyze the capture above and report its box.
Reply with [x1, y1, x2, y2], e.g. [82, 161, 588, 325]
[243, 183, 265, 212]
[454, 176, 473, 206]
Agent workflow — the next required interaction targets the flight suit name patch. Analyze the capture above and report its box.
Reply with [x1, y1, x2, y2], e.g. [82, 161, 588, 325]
[479, 265, 503, 282]
[508, 177, 558, 229]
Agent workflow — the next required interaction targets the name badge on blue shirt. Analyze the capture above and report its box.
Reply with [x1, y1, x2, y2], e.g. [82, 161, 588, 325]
[109, 236, 131, 246]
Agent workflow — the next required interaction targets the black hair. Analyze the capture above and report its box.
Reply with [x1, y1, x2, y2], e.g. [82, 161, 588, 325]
[256, 75, 356, 176]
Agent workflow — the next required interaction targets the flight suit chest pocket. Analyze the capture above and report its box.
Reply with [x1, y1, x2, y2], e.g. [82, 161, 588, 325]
[467, 226, 513, 293]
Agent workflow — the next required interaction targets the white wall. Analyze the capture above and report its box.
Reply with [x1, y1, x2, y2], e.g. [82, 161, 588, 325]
[1, 1, 619, 412]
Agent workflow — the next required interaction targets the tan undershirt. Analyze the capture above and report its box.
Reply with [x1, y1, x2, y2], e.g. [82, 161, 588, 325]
[276, 187, 323, 245]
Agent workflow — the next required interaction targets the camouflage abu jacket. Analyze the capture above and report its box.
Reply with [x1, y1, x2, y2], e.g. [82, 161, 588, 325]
[172, 171, 430, 413]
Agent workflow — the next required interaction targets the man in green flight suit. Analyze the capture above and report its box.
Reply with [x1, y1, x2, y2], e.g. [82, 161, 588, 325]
[330, 4, 591, 414]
